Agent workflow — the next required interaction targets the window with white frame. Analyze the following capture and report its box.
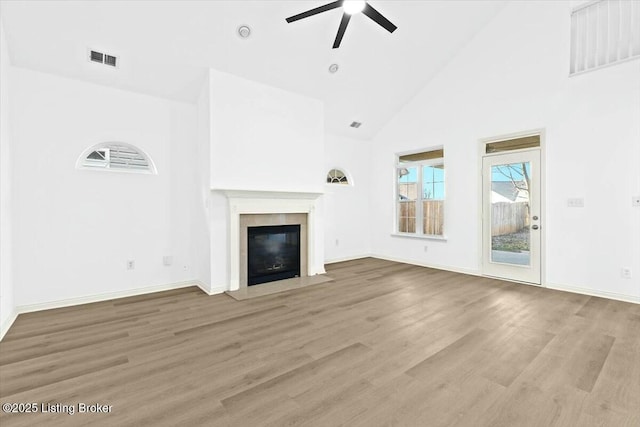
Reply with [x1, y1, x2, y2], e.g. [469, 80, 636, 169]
[396, 148, 444, 236]
[326, 168, 349, 185]
[77, 142, 156, 174]
[570, 0, 640, 75]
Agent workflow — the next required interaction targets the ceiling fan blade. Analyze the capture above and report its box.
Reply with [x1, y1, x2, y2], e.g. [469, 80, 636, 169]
[286, 1, 343, 23]
[362, 3, 397, 33]
[333, 13, 351, 49]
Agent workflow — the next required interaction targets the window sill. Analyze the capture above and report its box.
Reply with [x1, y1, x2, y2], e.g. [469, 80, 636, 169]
[390, 233, 448, 242]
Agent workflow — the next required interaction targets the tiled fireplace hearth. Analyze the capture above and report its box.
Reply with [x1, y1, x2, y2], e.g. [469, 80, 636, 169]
[219, 190, 325, 292]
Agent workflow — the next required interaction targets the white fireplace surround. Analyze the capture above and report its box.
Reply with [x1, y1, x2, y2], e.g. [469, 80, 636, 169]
[218, 189, 325, 291]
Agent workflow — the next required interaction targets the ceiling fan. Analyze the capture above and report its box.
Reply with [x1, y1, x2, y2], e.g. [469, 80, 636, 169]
[285, 0, 397, 49]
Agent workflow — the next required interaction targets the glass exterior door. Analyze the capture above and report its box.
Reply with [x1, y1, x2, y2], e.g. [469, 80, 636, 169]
[483, 150, 541, 284]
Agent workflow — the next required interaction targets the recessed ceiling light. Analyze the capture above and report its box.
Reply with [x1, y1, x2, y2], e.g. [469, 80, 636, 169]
[238, 25, 251, 38]
[328, 63, 339, 73]
[343, 0, 366, 15]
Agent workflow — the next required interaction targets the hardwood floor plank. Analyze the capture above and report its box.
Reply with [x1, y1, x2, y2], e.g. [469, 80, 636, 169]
[0, 331, 129, 366]
[570, 333, 615, 393]
[0, 258, 638, 426]
[404, 328, 490, 378]
[220, 342, 371, 411]
[0, 355, 129, 397]
[173, 304, 289, 336]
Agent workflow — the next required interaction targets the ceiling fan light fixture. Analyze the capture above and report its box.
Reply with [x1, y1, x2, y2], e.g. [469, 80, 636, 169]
[285, 0, 396, 49]
[343, 0, 366, 15]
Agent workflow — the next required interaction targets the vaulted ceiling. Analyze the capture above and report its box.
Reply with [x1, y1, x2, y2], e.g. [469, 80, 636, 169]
[0, 1, 507, 139]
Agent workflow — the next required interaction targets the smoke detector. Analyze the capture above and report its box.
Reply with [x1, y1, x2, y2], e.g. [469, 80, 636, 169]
[238, 25, 251, 38]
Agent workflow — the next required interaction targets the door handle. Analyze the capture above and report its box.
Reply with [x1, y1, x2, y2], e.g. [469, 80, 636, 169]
[532, 225, 539, 230]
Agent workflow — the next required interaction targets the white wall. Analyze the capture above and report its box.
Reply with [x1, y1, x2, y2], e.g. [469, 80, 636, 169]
[11, 68, 201, 307]
[0, 17, 15, 334]
[209, 69, 325, 193]
[370, 1, 640, 301]
[324, 133, 372, 263]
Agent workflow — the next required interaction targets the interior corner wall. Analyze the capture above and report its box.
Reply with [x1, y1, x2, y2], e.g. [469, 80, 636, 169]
[11, 67, 200, 307]
[370, 1, 640, 300]
[193, 77, 212, 290]
[0, 16, 15, 333]
[324, 133, 372, 263]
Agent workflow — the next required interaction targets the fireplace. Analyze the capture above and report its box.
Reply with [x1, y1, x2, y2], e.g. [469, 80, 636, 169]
[217, 189, 325, 293]
[248, 225, 301, 285]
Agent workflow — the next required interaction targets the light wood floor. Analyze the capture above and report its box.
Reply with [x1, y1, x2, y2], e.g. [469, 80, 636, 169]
[1, 258, 639, 426]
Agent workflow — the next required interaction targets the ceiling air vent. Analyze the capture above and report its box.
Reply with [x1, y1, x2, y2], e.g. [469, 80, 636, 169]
[350, 121, 362, 128]
[104, 55, 117, 67]
[90, 50, 104, 63]
[89, 49, 118, 68]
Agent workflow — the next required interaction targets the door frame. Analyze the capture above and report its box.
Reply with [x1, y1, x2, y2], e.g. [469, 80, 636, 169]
[477, 129, 546, 287]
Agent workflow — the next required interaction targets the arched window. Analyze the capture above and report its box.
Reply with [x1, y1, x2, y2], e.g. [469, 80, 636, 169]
[77, 142, 157, 174]
[326, 168, 350, 185]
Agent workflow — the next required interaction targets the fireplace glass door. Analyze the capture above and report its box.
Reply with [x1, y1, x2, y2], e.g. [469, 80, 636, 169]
[247, 225, 301, 285]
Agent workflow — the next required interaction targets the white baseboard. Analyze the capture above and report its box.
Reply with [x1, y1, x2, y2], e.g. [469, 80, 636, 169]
[324, 254, 372, 265]
[0, 309, 18, 342]
[370, 253, 481, 277]
[16, 280, 204, 315]
[207, 283, 228, 295]
[0, 280, 221, 341]
[371, 254, 638, 304]
[546, 282, 639, 304]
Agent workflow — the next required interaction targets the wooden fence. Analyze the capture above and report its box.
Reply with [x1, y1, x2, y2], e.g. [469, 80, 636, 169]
[398, 200, 444, 235]
[491, 202, 529, 236]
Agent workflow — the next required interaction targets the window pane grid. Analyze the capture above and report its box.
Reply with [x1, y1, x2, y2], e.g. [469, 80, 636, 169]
[396, 151, 444, 237]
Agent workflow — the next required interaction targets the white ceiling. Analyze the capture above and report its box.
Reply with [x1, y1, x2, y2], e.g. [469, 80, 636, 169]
[0, 1, 507, 140]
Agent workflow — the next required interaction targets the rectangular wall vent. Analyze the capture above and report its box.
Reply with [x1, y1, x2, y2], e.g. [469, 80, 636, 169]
[90, 50, 104, 63]
[89, 49, 118, 68]
[570, 0, 640, 75]
[104, 55, 117, 67]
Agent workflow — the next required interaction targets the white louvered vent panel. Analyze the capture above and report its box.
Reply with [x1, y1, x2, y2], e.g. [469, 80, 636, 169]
[570, 0, 640, 75]
[108, 145, 149, 170]
[80, 144, 154, 173]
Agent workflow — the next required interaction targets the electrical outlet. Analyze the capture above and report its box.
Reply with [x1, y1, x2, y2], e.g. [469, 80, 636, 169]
[423, 245, 428, 252]
[621, 267, 632, 279]
[163, 255, 173, 266]
[567, 197, 584, 208]
[632, 196, 640, 207]
[183, 265, 188, 271]
[127, 260, 135, 270]
[335, 239, 339, 246]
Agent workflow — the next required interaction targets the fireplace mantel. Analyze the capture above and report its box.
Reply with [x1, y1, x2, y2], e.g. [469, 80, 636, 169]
[214, 189, 325, 291]
[213, 189, 323, 200]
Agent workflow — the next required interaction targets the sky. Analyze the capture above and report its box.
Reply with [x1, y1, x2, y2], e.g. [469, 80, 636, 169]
[398, 161, 531, 200]
[491, 162, 531, 182]
[398, 165, 445, 199]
